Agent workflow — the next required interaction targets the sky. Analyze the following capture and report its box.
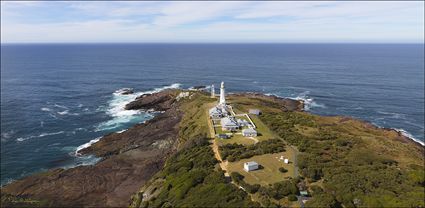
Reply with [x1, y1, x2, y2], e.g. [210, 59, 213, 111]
[1, 1, 424, 43]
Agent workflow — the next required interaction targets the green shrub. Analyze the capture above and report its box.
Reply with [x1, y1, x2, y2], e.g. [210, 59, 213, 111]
[230, 172, 244, 183]
[244, 183, 261, 194]
[288, 194, 298, 201]
[219, 139, 285, 162]
[279, 167, 288, 173]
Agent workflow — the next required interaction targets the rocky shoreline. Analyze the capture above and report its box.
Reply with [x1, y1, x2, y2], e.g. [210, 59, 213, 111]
[1, 90, 184, 207]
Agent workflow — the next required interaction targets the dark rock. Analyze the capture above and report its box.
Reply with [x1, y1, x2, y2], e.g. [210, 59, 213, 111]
[125, 89, 177, 111]
[233, 92, 304, 111]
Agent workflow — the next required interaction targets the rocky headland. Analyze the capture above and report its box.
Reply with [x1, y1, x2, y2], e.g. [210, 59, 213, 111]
[1, 89, 423, 208]
[1, 89, 184, 207]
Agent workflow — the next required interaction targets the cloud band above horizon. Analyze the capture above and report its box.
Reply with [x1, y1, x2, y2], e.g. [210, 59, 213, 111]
[1, 1, 424, 43]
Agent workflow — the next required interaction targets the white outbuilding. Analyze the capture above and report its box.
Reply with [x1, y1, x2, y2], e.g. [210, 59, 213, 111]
[242, 128, 257, 137]
[284, 159, 289, 164]
[244, 161, 259, 172]
[249, 109, 261, 115]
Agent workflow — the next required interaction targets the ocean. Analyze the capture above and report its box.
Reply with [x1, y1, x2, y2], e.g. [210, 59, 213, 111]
[1, 43, 424, 185]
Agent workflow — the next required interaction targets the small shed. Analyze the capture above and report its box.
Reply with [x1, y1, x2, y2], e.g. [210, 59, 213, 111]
[244, 161, 259, 172]
[242, 128, 257, 137]
[217, 134, 229, 139]
[249, 109, 261, 115]
[300, 191, 309, 197]
[284, 159, 289, 164]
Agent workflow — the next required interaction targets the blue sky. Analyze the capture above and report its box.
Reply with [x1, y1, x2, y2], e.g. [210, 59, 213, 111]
[1, 1, 424, 43]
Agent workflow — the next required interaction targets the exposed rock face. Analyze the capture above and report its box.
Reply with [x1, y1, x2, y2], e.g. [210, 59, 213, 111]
[1, 90, 182, 207]
[125, 89, 177, 111]
[233, 92, 304, 111]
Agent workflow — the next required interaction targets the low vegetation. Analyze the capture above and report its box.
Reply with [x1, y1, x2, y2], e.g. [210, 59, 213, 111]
[260, 111, 425, 207]
[219, 139, 285, 162]
[131, 92, 258, 207]
[133, 92, 424, 208]
[231, 171, 300, 207]
[133, 138, 257, 207]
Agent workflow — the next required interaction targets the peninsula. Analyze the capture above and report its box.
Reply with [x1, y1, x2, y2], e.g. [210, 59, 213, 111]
[1, 83, 424, 208]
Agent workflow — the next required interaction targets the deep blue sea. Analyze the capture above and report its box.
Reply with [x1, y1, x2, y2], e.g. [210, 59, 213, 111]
[1, 44, 424, 185]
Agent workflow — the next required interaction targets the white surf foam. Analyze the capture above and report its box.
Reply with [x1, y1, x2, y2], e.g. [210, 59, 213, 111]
[291, 91, 326, 111]
[377, 111, 407, 119]
[16, 131, 65, 142]
[54, 104, 68, 109]
[116, 129, 127, 133]
[393, 128, 424, 146]
[265, 91, 326, 111]
[1, 130, 15, 142]
[95, 83, 181, 132]
[57, 110, 79, 116]
[75, 137, 101, 156]
[57, 110, 69, 115]
[41, 107, 51, 112]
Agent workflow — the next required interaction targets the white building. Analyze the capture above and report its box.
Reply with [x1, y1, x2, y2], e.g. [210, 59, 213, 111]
[249, 109, 261, 115]
[284, 159, 289, 164]
[221, 117, 239, 131]
[242, 128, 257, 137]
[244, 161, 259, 172]
[209, 106, 228, 119]
[237, 119, 250, 127]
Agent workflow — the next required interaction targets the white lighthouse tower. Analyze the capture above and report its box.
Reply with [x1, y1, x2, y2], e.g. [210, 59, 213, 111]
[211, 84, 215, 98]
[219, 81, 226, 105]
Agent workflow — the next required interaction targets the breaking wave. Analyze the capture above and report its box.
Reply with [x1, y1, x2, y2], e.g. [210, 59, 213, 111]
[265, 91, 326, 111]
[290, 91, 326, 111]
[95, 83, 180, 132]
[74, 137, 101, 156]
[393, 128, 424, 146]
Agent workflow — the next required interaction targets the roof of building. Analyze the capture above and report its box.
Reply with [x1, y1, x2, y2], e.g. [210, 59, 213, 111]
[249, 109, 261, 113]
[221, 117, 239, 127]
[217, 134, 228, 138]
[242, 128, 257, 134]
[209, 107, 222, 115]
[245, 161, 258, 166]
[237, 119, 249, 124]
[300, 191, 309, 196]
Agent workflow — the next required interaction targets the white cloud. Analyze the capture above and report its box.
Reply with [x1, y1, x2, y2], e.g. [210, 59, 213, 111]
[1, 1, 423, 43]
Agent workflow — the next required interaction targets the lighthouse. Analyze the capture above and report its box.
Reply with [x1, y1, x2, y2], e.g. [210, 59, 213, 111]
[211, 84, 215, 98]
[219, 81, 226, 105]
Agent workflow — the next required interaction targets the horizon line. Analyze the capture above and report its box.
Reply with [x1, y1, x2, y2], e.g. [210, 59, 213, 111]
[1, 42, 424, 45]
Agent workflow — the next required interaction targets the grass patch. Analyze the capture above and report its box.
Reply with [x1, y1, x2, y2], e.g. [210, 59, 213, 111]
[216, 134, 256, 146]
[227, 152, 296, 186]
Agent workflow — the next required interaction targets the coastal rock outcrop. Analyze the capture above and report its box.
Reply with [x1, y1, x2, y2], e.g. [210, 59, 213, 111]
[233, 92, 304, 111]
[125, 89, 178, 111]
[1, 90, 182, 207]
